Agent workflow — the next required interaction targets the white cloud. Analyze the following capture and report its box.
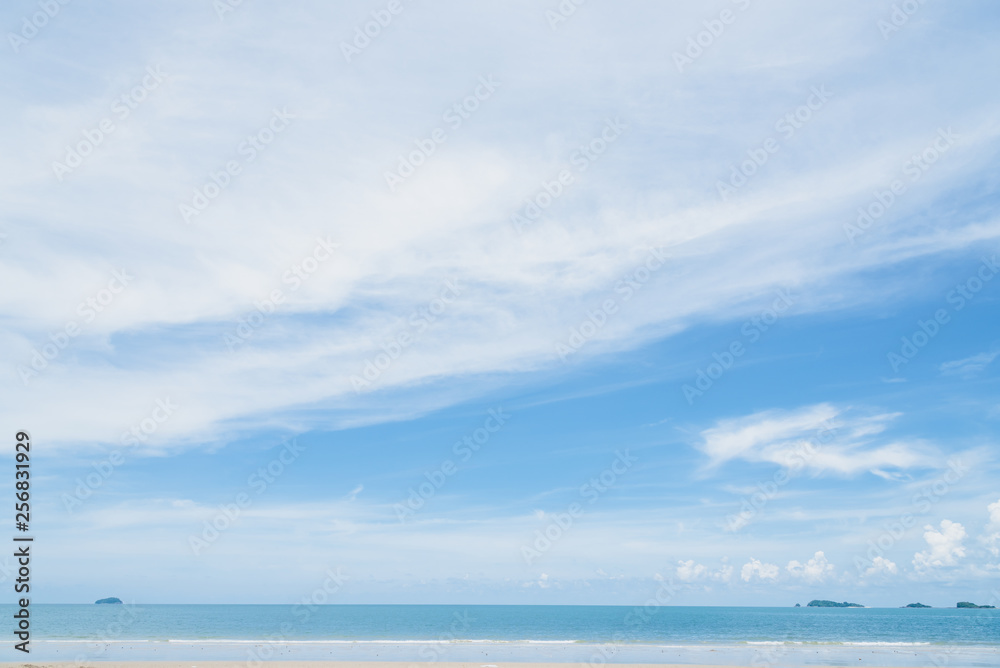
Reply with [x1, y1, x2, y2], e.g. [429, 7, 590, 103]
[2, 2, 1000, 453]
[940, 351, 999, 377]
[676, 559, 734, 584]
[741, 558, 779, 583]
[786, 550, 835, 583]
[982, 498, 1000, 557]
[697, 404, 938, 477]
[676, 560, 707, 582]
[913, 520, 967, 572]
[862, 556, 898, 578]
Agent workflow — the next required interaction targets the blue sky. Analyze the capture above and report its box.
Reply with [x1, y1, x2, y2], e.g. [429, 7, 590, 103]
[1, 0, 999, 606]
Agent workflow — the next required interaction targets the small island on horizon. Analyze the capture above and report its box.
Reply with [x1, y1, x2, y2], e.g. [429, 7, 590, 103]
[904, 603, 932, 608]
[807, 600, 864, 608]
[957, 602, 996, 609]
[95, 597, 123, 604]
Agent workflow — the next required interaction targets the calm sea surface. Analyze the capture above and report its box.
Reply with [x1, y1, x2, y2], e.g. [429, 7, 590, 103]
[10, 604, 999, 643]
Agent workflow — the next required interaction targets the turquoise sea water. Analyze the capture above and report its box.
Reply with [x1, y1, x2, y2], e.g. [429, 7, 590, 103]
[11, 604, 1000, 643]
[3, 604, 998, 665]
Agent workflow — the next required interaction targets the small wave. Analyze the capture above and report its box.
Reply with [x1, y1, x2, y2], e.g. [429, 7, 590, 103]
[39, 639, 150, 643]
[842, 642, 932, 646]
[745, 641, 934, 647]
[165, 639, 446, 644]
[158, 638, 582, 645]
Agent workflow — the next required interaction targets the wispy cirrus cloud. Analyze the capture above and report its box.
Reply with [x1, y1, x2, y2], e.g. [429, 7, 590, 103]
[696, 404, 939, 477]
[940, 350, 999, 377]
[2, 0, 1000, 455]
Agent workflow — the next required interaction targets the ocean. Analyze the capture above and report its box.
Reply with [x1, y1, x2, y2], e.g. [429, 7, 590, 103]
[4, 604, 999, 665]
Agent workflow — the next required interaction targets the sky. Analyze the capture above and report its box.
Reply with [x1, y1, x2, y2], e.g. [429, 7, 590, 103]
[0, 0, 999, 606]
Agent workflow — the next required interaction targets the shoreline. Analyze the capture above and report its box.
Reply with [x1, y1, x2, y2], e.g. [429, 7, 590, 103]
[0, 662, 994, 668]
[0, 664, 780, 668]
[2, 641, 997, 667]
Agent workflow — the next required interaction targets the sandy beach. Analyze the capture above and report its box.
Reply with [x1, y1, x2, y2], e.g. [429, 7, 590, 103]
[4, 638, 996, 668]
[0, 664, 945, 668]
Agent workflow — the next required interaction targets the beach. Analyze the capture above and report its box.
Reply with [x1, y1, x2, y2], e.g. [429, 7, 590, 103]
[4, 641, 998, 668]
[0, 663, 989, 668]
[1, 660, 998, 668]
[0, 663, 772, 668]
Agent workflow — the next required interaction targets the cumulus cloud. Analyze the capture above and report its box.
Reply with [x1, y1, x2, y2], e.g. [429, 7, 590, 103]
[697, 404, 938, 477]
[990, 500, 1000, 525]
[676, 560, 733, 583]
[913, 520, 967, 572]
[713, 564, 734, 583]
[676, 560, 707, 582]
[786, 550, 835, 583]
[741, 558, 779, 583]
[862, 556, 898, 578]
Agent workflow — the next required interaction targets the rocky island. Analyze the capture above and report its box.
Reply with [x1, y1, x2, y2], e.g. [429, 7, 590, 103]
[807, 600, 864, 607]
[904, 603, 931, 608]
[957, 602, 996, 608]
[95, 597, 123, 604]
